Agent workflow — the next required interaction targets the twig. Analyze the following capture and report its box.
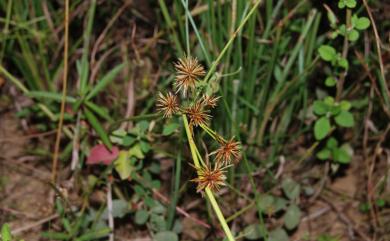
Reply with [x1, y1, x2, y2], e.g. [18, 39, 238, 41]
[0, 129, 58, 143]
[10, 214, 59, 236]
[70, 112, 81, 170]
[51, 0, 69, 184]
[151, 189, 211, 229]
[107, 181, 114, 241]
[321, 196, 371, 241]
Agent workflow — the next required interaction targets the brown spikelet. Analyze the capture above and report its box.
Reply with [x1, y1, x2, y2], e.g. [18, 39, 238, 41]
[212, 138, 241, 165]
[156, 92, 179, 118]
[191, 164, 227, 193]
[185, 101, 211, 127]
[202, 94, 221, 108]
[174, 56, 205, 96]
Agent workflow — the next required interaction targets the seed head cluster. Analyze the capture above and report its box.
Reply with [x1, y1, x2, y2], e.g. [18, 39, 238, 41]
[156, 56, 241, 194]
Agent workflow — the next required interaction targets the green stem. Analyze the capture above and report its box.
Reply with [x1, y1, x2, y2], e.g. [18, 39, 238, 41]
[182, 115, 235, 241]
[205, 188, 236, 241]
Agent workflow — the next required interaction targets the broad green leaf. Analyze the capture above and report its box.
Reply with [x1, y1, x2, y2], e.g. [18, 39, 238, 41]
[333, 147, 351, 164]
[338, 1, 346, 8]
[338, 0, 356, 8]
[348, 29, 359, 41]
[244, 224, 263, 240]
[140, 141, 151, 153]
[84, 107, 112, 149]
[86, 63, 124, 100]
[145, 195, 156, 208]
[154, 231, 178, 241]
[376, 199, 385, 207]
[151, 180, 161, 189]
[114, 151, 134, 180]
[1, 223, 12, 241]
[317, 149, 331, 160]
[137, 120, 150, 134]
[128, 144, 145, 159]
[268, 228, 289, 241]
[151, 202, 166, 214]
[338, 57, 349, 70]
[329, 105, 342, 116]
[110, 129, 127, 144]
[259, 194, 274, 212]
[318, 45, 336, 62]
[162, 122, 179, 136]
[326, 137, 339, 149]
[282, 178, 301, 200]
[313, 100, 328, 115]
[284, 204, 302, 230]
[135, 209, 149, 225]
[355, 17, 370, 30]
[346, 0, 357, 8]
[274, 197, 288, 212]
[148, 162, 161, 174]
[325, 76, 337, 87]
[324, 96, 335, 106]
[122, 135, 136, 146]
[102, 199, 129, 218]
[172, 219, 182, 234]
[340, 101, 351, 111]
[150, 213, 167, 231]
[335, 110, 354, 127]
[314, 117, 331, 140]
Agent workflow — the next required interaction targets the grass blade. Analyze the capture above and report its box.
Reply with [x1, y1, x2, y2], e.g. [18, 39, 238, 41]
[84, 107, 112, 149]
[86, 63, 124, 100]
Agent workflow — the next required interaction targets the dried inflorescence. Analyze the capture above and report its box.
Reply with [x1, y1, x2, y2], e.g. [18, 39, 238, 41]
[156, 56, 241, 194]
[174, 56, 206, 96]
[191, 164, 227, 193]
[184, 100, 211, 127]
[212, 138, 241, 166]
[156, 92, 179, 118]
[202, 94, 220, 109]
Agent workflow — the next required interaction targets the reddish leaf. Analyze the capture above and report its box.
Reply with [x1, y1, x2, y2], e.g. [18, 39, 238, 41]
[87, 144, 119, 165]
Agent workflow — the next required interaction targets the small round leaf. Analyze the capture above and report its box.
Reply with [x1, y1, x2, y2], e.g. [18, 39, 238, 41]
[135, 209, 149, 225]
[314, 117, 331, 140]
[153, 231, 178, 241]
[335, 111, 354, 127]
[284, 204, 302, 230]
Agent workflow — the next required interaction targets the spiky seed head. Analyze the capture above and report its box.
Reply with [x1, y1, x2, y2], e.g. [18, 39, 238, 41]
[212, 138, 241, 165]
[174, 56, 205, 96]
[191, 164, 227, 193]
[202, 95, 220, 108]
[185, 101, 211, 127]
[156, 92, 179, 118]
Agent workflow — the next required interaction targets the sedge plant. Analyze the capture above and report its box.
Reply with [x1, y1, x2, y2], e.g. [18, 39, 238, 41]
[156, 56, 240, 241]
